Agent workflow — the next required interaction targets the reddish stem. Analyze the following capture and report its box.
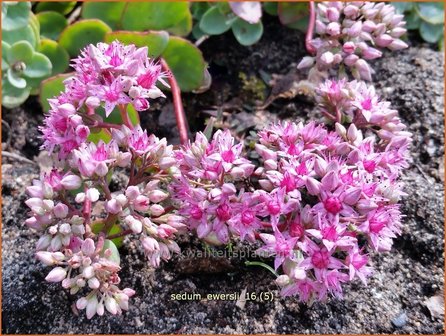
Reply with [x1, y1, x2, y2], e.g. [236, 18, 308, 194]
[306, 1, 317, 55]
[118, 104, 133, 128]
[160, 58, 189, 145]
[92, 121, 122, 130]
[107, 229, 133, 240]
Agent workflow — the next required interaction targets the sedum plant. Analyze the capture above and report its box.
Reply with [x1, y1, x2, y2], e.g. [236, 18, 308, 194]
[2, 1, 52, 108]
[27, 40, 411, 318]
[298, 1, 408, 82]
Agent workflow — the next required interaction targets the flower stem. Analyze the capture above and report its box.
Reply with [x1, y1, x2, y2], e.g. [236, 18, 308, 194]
[118, 104, 133, 128]
[160, 58, 189, 145]
[245, 261, 279, 277]
[106, 229, 133, 240]
[306, 1, 317, 55]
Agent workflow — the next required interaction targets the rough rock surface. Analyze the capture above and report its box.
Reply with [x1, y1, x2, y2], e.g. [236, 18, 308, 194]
[2, 20, 444, 334]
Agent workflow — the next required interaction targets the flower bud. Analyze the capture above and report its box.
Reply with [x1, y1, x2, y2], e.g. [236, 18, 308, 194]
[326, 22, 341, 36]
[85, 97, 100, 109]
[344, 54, 359, 67]
[141, 236, 159, 253]
[148, 190, 168, 203]
[88, 277, 100, 289]
[75, 192, 86, 203]
[306, 177, 321, 195]
[159, 157, 176, 170]
[54, 203, 69, 218]
[343, 4, 359, 17]
[326, 7, 340, 21]
[362, 47, 382, 60]
[375, 34, 393, 47]
[82, 238, 96, 256]
[344, 187, 362, 205]
[105, 199, 122, 214]
[150, 204, 165, 217]
[321, 171, 339, 191]
[348, 21, 362, 37]
[355, 59, 372, 81]
[297, 56, 314, 69]
[342, 42, 356, 54]
[347, 124, 358, 142]
[45, 267, 67, 282]
[320, 51, 334, 66]
[275, 275, 290, 287]
[86, 188, 100, 202]
[388, 39, 408, 51]
[125, 186, 140, 200]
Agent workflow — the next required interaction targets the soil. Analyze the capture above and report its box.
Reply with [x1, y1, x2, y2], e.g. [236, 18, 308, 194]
[2, 17, 445, 334]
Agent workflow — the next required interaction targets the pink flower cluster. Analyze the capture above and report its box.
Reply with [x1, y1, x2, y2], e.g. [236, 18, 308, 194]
[40, 41, 166, 158]
[30, 42, 180, 319]
[298, 1, 408, 81]
[172, 79, 410, 302]
[170, 130, 256, 244]
[27, 40, 412, 318]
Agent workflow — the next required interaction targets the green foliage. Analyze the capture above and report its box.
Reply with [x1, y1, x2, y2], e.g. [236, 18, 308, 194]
[196, 2, 263, 46]
[2, 2, 53, 108]
[394, 2, 444, 48]
[39, 73, 73, 112]
[35, 1, 76, 15]
[277, 2, 309, 32]
[104, 31, 169, 58]
[38, 39, 69, 76]
[37, 11, 67, 40]
[59, 19, 112, 57]
[102, 240, 121, 265]
[162, 37, 207, 92]
[232, 19, 263, 46]
[121, 2, 191, 35]
[82, 2, 126, 30]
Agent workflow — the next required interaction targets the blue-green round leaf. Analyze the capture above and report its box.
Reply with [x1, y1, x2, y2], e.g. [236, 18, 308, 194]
[2, 2, 31, 31]
[2, 41, 11, 71]
[37, 11, 67, 40]
[419, 21, 444, 43]
[121, 2, 190, 31]
[59, 19, 112, 57]
[199, 6, 234, 35]
[232, 19, 263, 46]
[38, 39, 69, 75]
[101, 239, 121, 265]
[24, 53, 52, 79]
[162, 36, 206, 92]
[392, 2, 414, 14]
[416, 3, 444, 25]
[7, 41, 34, 64]
[405, 10, 421, 30]
[2, 25, 38, 49]
[2, 79, 31, 108]
[82, 2, 126, 30]
[7, 68, 27, 89]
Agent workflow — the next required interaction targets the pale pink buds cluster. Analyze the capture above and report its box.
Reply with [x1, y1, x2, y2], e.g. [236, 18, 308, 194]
[298, 2, 408, 81]
[316, 79, 412, 147]
[36, 238, 135, 319]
